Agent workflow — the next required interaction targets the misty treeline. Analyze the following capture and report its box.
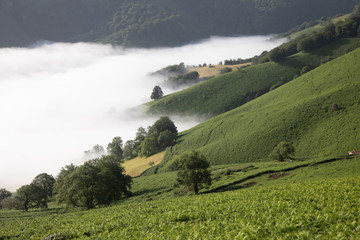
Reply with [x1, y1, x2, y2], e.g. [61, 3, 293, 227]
[1, 116, 178, 210]
[151, 63, 201, 89]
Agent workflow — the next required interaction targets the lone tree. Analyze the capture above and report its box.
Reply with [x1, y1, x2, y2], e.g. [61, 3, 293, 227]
[151, 85, 163, 100]
[270, 141, 295, 162]
[173, 151, 211, 194]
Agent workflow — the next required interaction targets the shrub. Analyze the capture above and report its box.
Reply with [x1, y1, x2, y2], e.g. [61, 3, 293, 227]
[220, 67, 232, 74]
[270, 141, 295, 162]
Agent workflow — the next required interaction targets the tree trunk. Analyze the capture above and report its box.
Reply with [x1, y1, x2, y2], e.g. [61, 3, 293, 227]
[24, 198, 29, 211]
[194, 182, 199, 195]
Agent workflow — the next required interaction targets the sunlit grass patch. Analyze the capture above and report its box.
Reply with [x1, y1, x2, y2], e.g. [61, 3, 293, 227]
[123, 151, 166, 177]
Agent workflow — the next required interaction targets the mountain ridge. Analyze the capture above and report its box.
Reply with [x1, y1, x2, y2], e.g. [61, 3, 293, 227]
[0, 0, 358, 48]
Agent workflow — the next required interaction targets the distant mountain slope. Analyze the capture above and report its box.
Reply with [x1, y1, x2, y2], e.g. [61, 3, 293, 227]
[0, 0, 357, 47]
[147, 38, 360, 117]
[157, 47, 360, 171]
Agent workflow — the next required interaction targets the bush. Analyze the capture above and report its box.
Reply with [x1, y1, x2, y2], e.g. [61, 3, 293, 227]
[270, 141, 295, 162]
[220, 67, 232, 74]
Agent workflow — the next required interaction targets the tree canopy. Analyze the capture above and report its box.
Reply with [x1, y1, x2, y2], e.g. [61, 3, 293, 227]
[173, 151, 211, 194]
[270, 141, 295, 162]
[0, 188, 11, 202]
[0, 188, 12, 209]
[151, 85, 164, 100]
[30, 173, 56, 208]
[139, 116, 178, 157]
[55, 156, 131, 209]
[107, 137, 124, 161]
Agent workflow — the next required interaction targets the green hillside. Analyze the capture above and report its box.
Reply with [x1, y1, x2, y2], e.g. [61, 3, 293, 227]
[0, 0, 358, 47]
[155, 47, 360, 170]
[2, 175, 360, 238]
[147, 37, 360, 117]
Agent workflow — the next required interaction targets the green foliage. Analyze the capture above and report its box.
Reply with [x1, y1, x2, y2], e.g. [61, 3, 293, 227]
[30, 173, 55, 208]
[151, 85, 164, 100]
[123, 140, 137, 160]
[139, 137, 158, 157]
[219, 67, 232, 74]
[53, 164, 77, 203]
[107, 136, 124, 161]
[158, 130, 177, 148]
[55, 156, 132, 209]
[173, 151, 211, 194]
[0, 189, 11, 202]
[15, 185, 33, 211]
[139, 116, 178, 157]
[270, 141, 295, 161]
[14, 173, 55, 211]
[0, 189, 12, 209]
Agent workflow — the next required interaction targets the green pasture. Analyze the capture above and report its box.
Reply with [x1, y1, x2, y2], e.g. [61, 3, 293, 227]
[156, 46, 360, 170]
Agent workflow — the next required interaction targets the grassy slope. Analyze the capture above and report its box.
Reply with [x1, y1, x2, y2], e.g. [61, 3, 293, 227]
[2, 175, 360, 239]
[156, 46, 360, 171]
[123, 151, 165, 177]
[147, 38, 360, 117]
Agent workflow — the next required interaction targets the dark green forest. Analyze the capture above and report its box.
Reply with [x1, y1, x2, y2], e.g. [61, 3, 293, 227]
[0, 0, 358, 47]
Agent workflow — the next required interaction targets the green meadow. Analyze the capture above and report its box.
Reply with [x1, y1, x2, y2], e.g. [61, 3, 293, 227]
[2, 175, 360, 239]
[155, 46, 360, 171]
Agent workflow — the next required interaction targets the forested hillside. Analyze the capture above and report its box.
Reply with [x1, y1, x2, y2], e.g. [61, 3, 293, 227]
[0, 0, 358, 47]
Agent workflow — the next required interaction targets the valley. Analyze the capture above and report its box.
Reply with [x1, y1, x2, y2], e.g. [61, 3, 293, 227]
[1, 1, 360, 239]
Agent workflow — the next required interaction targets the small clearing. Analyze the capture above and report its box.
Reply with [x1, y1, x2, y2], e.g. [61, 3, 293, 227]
[123, 152, 166, 177]
[190, 63, 251, 78]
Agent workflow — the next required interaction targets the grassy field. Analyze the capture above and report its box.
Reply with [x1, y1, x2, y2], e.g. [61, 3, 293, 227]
[154, 46, 360, 171]
[146, 37, 360, 117]
[2, 154, 360, 239]
[2, 175, 360, 239]
[190, 63, 251, 78]
[123, 152, 165, 177]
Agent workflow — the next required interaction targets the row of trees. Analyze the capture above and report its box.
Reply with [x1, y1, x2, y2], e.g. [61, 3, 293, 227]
[0, 173, 55, 211]
[267, 16, 360, 62]
[84, 116, 178, 161]
[224, 58, 252, 65]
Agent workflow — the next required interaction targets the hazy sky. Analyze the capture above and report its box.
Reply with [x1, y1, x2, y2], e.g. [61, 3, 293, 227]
[0, 36, 284, 191]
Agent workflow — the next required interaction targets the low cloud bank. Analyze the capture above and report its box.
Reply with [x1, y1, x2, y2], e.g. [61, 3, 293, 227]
[0, 36, 284, 191]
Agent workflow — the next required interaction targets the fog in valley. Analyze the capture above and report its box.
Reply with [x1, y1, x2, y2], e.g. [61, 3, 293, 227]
[0, 35, 284, 191]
